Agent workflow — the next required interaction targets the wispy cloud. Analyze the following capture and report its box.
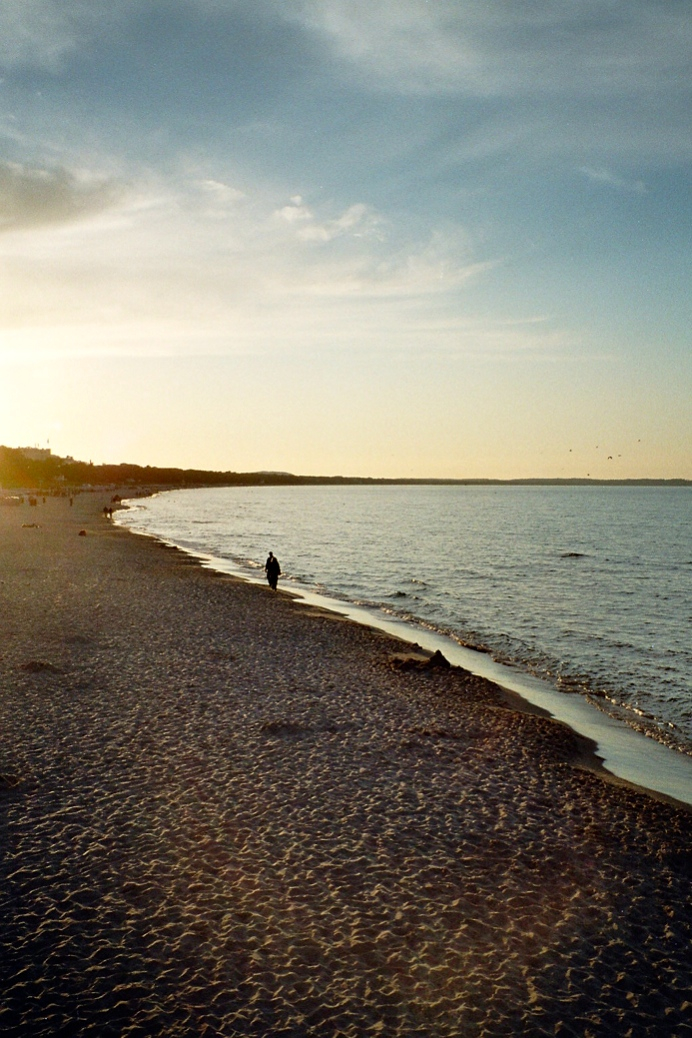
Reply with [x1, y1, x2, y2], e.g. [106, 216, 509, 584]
[9, 1, 690, 101]
[274, 197, 383, 244]
[0, 170, 548, 362]
[291, 0, 692, 99]
[0, 0, 135, 72]
[578, 167, 646, 194]
[0, 0, 79, 70]
[274, 0, 692, 170]
[197, 179, 246, 205]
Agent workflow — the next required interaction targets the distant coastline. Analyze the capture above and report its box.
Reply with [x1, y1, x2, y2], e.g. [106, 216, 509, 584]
[1, 444, 690, 491]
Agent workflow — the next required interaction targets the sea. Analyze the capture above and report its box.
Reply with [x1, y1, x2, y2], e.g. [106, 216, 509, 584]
[116, 484, 692, 791]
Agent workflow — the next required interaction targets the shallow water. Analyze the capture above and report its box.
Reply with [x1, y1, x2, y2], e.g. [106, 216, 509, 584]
[118, 484, 692, 756]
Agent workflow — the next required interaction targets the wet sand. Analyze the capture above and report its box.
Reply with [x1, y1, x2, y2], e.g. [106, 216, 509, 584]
[0, 494, 690, 1037]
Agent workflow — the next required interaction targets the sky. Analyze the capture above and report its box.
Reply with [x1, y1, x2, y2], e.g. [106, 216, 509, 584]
[0, 0, 690, 479]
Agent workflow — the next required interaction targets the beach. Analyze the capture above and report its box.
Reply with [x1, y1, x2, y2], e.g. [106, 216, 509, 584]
[0, 495, 689, 1037]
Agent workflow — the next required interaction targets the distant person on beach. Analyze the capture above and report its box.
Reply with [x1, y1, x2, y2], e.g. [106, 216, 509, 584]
[265, 552, 281, 590]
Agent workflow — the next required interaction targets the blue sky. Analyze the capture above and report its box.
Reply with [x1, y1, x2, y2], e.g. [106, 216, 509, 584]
[0, 0, 690, 477]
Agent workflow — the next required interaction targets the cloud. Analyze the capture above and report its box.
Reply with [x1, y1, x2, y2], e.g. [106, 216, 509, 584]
[275, 198, 383, 244]
[0, 162, 123, 232]
[264, 196, 488, 300]
[3, 0, 689, 186]
[291, 227, 492, 300]
[12, 1, 688, 100]
[275, 196, 314, 224]
[0, 170, 520, 363]
[0, 0, 78, 70]
[578, 167, 646, 194]
[290, 0, 692, 100]
[194, 179, 247, 219]
[271, 1, 692, 169]
[197, 179, 246, 204]
[0, 0, 138, 72]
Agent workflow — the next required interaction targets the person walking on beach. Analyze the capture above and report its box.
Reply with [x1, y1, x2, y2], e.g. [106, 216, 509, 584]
[265, 551, 281, 590]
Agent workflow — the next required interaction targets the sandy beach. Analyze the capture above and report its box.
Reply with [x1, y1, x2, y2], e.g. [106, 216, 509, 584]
[0, 494, 689, 1037]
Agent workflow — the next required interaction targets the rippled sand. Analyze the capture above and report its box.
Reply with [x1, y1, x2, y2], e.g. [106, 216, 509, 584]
[0, 494, 689, 1037]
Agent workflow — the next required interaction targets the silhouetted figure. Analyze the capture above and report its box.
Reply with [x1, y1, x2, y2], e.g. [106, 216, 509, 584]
[265, 552, 281, 590]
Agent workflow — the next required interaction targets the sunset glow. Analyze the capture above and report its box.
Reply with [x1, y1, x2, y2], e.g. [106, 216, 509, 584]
[1, 2, 690, 477]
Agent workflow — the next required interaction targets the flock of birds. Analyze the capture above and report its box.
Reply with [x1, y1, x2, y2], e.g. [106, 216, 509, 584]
[567, 440, 642, 477]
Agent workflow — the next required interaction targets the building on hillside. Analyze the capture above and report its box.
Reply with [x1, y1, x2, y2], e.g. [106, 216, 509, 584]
[18, 447, 51, 461]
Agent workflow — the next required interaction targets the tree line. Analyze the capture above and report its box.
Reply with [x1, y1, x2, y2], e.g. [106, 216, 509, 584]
[1, 446, 688, 490]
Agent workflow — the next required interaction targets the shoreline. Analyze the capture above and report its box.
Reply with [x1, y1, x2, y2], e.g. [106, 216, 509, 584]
[1, 492, 690, 1036]
[116, 496, 692, 809]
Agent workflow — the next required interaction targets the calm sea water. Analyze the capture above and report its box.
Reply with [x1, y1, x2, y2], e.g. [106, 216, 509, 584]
[117, 485, 692, 755]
